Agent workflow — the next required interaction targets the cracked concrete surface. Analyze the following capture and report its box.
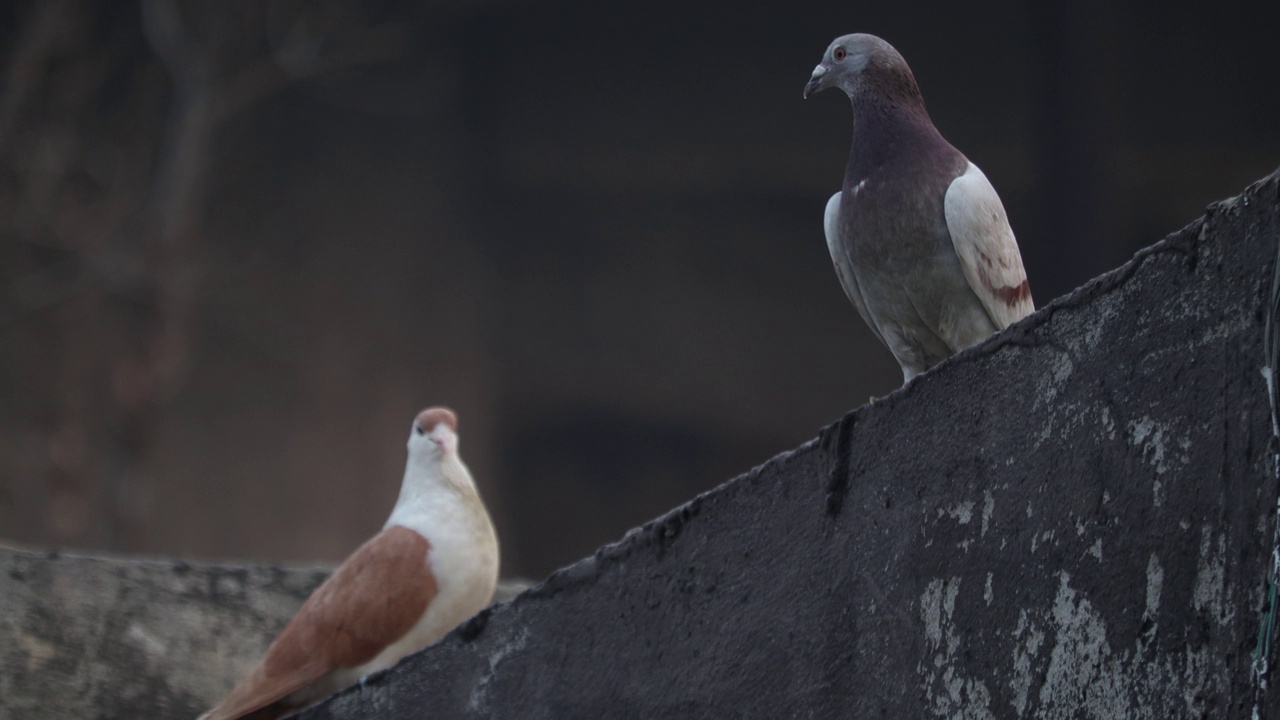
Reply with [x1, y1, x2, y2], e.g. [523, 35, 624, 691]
[0, 550, 332, 719]
[0, 549, 527, 719]
[302, 169, 1280, 719]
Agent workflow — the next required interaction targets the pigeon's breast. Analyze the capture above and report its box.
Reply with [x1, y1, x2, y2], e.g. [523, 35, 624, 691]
[839, 153, 983, 366]
[841, 162, 960, 294]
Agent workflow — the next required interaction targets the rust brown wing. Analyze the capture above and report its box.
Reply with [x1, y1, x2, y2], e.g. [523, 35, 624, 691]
[200, 526, 438, 720]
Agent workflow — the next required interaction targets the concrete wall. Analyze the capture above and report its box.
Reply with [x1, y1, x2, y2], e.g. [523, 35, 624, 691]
[0, 549, 330, 718]
[299, 169, 1280, 719]
[0, 548, 525, 719]
[2, 167, 1279, 718]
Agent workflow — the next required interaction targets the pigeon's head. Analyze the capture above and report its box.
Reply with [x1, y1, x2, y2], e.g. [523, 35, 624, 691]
[409, 406, 459, 457]
[804, 33, 918, 102]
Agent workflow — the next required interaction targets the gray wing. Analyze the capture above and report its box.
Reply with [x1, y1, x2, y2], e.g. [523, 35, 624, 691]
[823, 191, 887, 347]
[943, 163, 1035, 330]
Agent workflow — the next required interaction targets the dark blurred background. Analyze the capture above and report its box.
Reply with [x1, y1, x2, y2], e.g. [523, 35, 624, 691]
[0, 0, 1276, 580]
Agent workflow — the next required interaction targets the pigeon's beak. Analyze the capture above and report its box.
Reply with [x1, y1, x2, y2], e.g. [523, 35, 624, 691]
[803, 64, 828, 99]
[430, 428, 456, 454]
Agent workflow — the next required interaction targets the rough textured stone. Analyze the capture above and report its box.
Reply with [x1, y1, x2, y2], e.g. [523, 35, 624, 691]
[3, 168, 1280, 720]
[0, 548, 528, 719]
[295, 168, 1280, 720]
[0, 549, 330, 718]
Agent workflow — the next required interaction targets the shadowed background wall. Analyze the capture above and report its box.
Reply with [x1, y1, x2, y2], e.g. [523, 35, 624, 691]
[0, 0, 1276, 580]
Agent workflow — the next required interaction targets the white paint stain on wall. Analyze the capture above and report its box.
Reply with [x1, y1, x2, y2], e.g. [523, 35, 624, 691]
[1192, 530, 1234, 627]
[981, 491, 995, 537]
[467, 626, 530, 712]
[1129, 418, 1167, 474]
[1009, 610, 1044, 715]
[929, 566, 1227, 719]
[1036, 572, 1131, 715]
[942, 501, 976, 525]
[1144, 555, 1163, 621]
[919, 577, 997, 719]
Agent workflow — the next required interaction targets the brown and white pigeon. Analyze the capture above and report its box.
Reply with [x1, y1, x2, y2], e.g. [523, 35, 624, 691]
[804, 33, 1034, 384]
[198, 407, 499, 720]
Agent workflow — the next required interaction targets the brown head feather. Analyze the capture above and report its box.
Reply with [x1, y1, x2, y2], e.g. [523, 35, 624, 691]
[415, 407, 458, 434]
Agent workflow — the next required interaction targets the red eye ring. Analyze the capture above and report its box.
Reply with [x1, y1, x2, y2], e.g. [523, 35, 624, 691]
[833, 47, 847, 61]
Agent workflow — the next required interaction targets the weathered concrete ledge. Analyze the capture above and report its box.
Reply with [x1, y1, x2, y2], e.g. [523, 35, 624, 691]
[299, 168, 1280, 719]
[0, 548, 332, 718]
[3, 168, 1280, 719]
[0, 547, 527, 719]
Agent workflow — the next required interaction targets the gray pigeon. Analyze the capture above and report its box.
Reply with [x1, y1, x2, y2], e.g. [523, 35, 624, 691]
[804, 33, 1034, 384]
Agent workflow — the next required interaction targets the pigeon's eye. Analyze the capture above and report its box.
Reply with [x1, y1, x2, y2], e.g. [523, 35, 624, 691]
[833, 47, 847, 62]
[414, 424, 425, 436]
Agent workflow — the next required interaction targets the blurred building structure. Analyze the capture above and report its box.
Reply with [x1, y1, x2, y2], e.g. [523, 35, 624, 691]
[0, 0, 1276, 578]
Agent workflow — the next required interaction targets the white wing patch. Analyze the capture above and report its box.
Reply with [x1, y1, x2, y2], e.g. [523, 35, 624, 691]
[944, 163, 1034, 330]
[823, 192, 842, 257]
[824, 191, 887, 347]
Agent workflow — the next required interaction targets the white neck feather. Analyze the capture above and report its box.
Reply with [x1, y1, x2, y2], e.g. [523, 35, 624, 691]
[384, 450, 485, 531]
